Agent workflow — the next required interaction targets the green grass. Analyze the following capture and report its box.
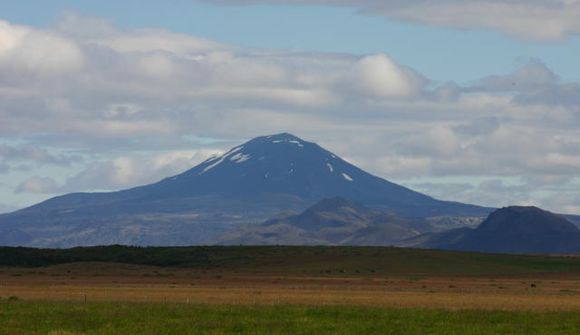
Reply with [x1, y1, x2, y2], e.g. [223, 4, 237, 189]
[0, 301, 579, 334]
[1, 245, 579, 276]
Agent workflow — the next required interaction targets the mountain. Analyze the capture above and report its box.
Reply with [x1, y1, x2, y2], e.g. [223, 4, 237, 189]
[0, 133, 488, 247]
[219, 197, 434, 245]
[414, 206, 580, 254]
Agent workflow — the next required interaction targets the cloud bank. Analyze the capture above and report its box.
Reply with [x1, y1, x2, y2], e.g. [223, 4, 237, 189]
[1, 14, 579, 213]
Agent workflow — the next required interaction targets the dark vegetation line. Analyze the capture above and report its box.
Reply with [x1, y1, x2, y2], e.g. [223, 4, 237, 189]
[0, 245, 579, 275]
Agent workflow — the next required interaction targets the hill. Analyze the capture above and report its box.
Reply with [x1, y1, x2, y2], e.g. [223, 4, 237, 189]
[417, 206, 580, 254]
[219, 197, 434, 245]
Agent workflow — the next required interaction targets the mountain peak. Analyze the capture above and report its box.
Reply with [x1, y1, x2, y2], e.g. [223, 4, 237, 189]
[246, 133, 307, 146]
[267, 132, 303, 141]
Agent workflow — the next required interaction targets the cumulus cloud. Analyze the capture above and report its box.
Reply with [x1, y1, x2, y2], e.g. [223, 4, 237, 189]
[203, 0, 580, 41]
[348, 54, 425, 99]
[0, 16, 427, 147]
[0, 20, 84, 75]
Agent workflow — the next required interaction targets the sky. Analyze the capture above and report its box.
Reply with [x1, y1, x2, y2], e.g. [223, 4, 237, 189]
[1, 0, 580, 214]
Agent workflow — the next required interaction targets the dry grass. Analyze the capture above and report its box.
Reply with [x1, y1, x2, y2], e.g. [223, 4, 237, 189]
[3, 285, 580, 311]
[1, 262, 580, 311]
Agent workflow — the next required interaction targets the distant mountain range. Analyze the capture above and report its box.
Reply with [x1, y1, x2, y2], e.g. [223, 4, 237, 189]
[220, 199, 580, 254]
[411, 206, 580, 254]
[2, 133, 578, 254]
[0, 133, 489, 247]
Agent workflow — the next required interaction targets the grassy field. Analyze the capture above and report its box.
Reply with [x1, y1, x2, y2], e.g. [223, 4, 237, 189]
[1, 246, 579, 334]
[1, 301, 580, 335]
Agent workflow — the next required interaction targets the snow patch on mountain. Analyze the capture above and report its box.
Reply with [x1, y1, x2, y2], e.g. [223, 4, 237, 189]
[230, 152, 251, 163]
[201, 146, 243, 174]
[326, 163, 334, 173]
[342, 172, 353, 182]
[289, 140, 304, 147]
[271, 139, 304, 147]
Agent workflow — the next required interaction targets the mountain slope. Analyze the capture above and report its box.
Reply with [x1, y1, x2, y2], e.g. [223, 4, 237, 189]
[416, 206, 580, 254]
[219, 197, 434, 245]
[0, 133, 489, 247]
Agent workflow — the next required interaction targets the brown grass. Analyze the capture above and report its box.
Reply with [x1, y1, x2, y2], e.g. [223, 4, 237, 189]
[1, 262, 580, 311]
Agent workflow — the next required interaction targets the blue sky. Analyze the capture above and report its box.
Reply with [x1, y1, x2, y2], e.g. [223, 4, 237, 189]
[1, 0, 580, 214]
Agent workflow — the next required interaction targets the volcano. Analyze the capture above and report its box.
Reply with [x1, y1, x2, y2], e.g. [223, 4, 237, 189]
[0, 133, 488, 247]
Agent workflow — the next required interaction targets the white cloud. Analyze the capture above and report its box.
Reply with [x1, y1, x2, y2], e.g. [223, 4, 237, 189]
[0, 20, 84, 75]
[204, 0, 580, 41]
[0, 15, 426, 145]
[348, 54, 425, 99]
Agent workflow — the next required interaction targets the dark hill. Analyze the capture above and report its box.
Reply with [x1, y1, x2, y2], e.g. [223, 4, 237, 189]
[419, 206, 580, 254]
[218, 197, 434, 245]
